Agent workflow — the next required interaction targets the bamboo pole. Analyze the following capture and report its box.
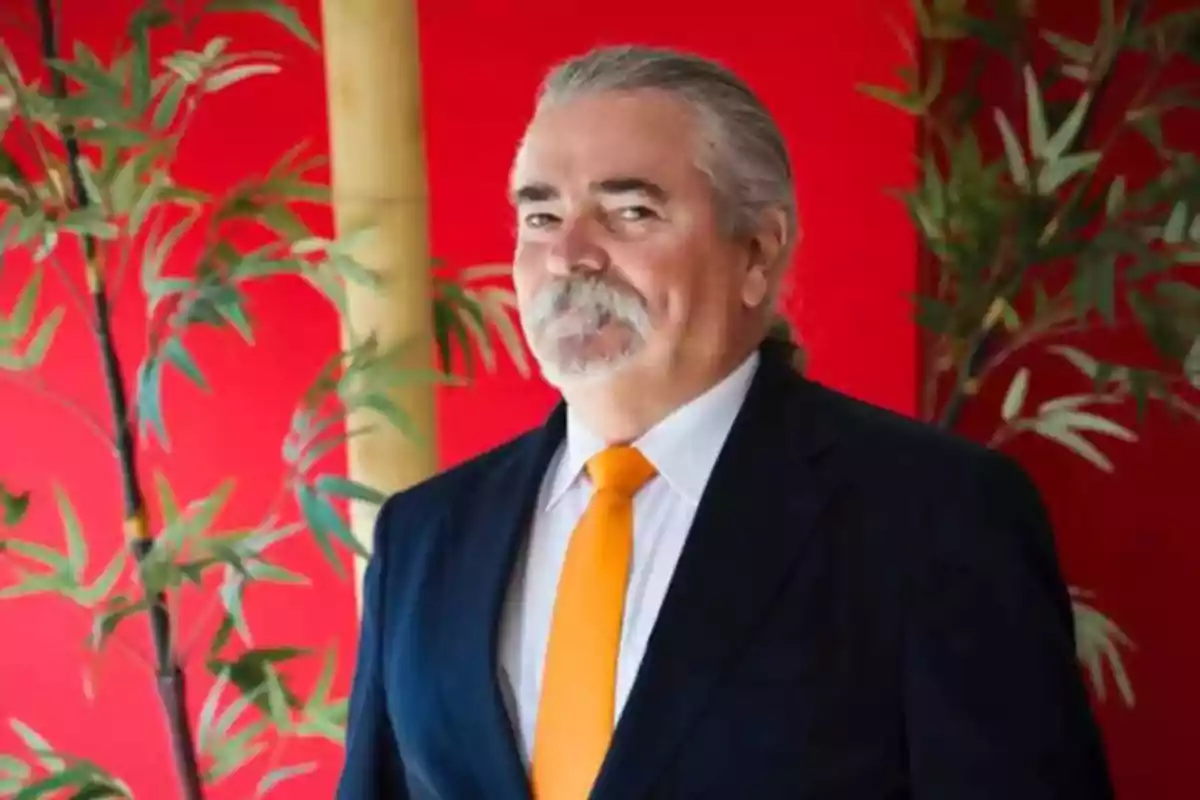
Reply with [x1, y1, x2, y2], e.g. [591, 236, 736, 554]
[319, 0, 437, 591]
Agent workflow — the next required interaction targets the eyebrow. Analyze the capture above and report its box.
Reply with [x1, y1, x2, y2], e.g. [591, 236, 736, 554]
[510, 177, 669, 205]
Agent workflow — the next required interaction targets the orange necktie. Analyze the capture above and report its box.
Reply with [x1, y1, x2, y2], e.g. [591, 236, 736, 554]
[531, 445, 657, 800]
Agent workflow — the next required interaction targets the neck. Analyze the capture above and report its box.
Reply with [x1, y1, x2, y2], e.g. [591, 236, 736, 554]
[559, 341, 758, 443]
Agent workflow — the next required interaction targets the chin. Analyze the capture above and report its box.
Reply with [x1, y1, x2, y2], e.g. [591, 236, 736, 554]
[533, 335, 645, 389]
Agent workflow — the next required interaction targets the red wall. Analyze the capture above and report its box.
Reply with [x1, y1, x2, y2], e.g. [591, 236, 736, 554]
[2, 0, 916, 796]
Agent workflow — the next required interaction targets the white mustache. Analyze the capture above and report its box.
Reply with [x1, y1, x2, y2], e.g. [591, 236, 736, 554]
[527, 277, 651, 337]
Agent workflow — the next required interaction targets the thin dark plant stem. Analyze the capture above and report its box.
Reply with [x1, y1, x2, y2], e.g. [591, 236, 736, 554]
[31, 1, 205, 798]
[937, 0, 1153, 432]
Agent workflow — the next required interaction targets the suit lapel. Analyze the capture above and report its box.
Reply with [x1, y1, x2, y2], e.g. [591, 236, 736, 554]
[590, 343, 842, 800]
[435, 403, 566, 800]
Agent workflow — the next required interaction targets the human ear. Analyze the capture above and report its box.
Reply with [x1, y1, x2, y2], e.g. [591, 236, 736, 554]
[741, 207, 788, 309]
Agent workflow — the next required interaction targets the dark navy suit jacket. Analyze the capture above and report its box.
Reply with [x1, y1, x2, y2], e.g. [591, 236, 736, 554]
[336, 340, 1114, 799]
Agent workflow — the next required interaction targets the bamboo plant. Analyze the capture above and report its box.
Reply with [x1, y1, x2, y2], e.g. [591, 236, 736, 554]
[861, 0, 1200, 710]
[0, 0, 525, 797]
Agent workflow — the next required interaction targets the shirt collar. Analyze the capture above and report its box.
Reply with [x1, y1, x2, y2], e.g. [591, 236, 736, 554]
[545, 351, 760, 509]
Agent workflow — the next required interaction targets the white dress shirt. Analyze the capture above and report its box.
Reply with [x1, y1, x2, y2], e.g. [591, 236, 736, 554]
[497, 351, 761, 765]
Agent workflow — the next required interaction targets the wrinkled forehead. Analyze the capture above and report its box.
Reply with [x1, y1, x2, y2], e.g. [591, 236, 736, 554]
[508, 89, 708, 200]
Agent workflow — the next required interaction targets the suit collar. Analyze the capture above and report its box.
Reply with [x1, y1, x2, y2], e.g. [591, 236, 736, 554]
[591, 340, 840, 800]
[435, 339, 839, 800]
[547, 349, 761, 509]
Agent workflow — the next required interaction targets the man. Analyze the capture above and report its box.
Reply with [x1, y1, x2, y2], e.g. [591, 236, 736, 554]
[337, 45, 1114, 799]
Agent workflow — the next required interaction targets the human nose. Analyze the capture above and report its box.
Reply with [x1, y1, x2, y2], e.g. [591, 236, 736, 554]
[545, 217, 607, 277]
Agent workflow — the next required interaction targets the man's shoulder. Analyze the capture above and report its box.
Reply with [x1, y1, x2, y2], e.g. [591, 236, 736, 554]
[795, 376, 1027, 488]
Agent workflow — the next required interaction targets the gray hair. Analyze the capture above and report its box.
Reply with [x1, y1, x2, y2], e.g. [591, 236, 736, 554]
[533, 44, 799, 269]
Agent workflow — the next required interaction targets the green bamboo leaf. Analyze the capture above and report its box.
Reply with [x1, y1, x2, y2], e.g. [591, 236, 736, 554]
[1157, 280, 1200, 308]
[1075, 250, 1117, 324]
[74, 549, 127, 608]
[204, 720, 268, 783]
[857, 83, 925, 114]
[197, 668, 232, 752]
[478, 287, 530, 377]
[1129, 112, 1165, 153]
[9, 720, 64, 771]
[0, 755, 30, 794]
[153, 471, 181, 528]
[135, 357, 169, 449]
[205, 63, 282, 93]
[1, 484, 30, 526]
[53, 485, 87, 578]
[213, 647, 306, 716]
[90, 597, 151, 652]
[1043, 410, 1137, 443]
[1030, 416, 1114, 471]
[913, 294, 955, 336]
[1106, 176, 1126, 219]
[129, 1, 176, 35]
[457, 303, 495, 373]
[108, 160, 141, 218]
[256, 762, 317, 798]
[1041, 30, 1092, 63]
[142, 213, 197, 313]
[0, 573, 76, 600]
[1023, 66, 1049, 158]
[2, 539, 69, 571]
[315, 475, 387, 505]
[1164, 201, 1189, 244]
[74, 125, 151, 149]
[205, 0, 318, 48]
[349, 393, 420, 442]
[168, 479, 235, 547]
[1043, 90, 1093, 161]
[8, 267, 43, 336]
[294, 646, 347, 740]
[1002, 367, 1030, 422]
[433, 297, 470, 375]
[1129, 289, 1190, 359]
[296, 483, 365, 574]
[326, 253, 381, 289]
[128, 173, 168, 237]
[162, 337, 210, 392]
[13, 766, 95, 800]
[19, 306, 64, 368]
[1073, 593, 1136, 707]
[1037, 151, 1101, 194]
[71, 780, 130, 799]
[153, 78, 188, 130]
[1186, 337, 1200, 390]
[130, 24, 151, 114]
[263, 665, 291, 729]
[1048, 345, 1102, 379]
[0, 207, 23, 248]
[209, 690, 263, 754]
[0, 147, 25, 184]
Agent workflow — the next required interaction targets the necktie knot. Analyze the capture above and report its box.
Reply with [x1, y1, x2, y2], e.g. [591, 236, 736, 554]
[586, 445, 656, 499]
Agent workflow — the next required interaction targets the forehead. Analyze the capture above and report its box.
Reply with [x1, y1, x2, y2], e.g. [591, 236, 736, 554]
[510, 89, 707, 195]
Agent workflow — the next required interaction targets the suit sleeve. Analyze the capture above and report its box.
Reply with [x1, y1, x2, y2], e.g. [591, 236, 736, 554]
[336, 495, 409, 799]
[904, 450, 1115, 799]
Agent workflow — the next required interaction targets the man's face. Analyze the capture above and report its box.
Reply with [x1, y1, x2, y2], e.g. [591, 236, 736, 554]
[509, 89, 770, 389]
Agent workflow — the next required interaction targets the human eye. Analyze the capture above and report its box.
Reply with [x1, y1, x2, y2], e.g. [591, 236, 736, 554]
[521, 211, 560, 230]
[615, 205, 658, 222]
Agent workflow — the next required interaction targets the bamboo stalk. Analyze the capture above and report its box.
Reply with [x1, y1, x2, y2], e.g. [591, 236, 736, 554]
[32, 1, 205, 797]
[319, 0, 438, 598]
